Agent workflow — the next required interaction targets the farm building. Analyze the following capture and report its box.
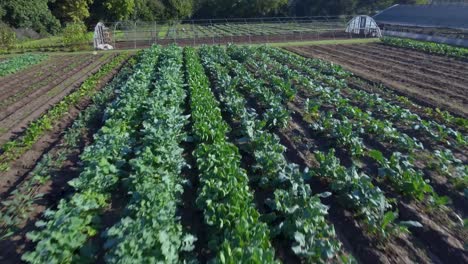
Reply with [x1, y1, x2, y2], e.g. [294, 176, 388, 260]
[374, 4, 468, 46]
[374, 4, 468, 29]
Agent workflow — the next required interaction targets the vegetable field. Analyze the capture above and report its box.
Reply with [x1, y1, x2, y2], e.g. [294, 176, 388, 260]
[0, 44, 467, 264]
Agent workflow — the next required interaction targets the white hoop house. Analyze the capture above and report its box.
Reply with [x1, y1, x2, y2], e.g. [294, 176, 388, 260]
[346, 15, 382, 37]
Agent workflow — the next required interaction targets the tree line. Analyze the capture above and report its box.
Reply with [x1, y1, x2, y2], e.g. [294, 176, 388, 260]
[0, 0, 428, 35]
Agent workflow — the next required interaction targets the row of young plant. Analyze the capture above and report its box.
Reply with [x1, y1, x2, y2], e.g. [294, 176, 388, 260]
[0, 53, 129, 172]
[0, 56, 138, 240]
[240, 46, 450, 203]
[266, 47, 467, 148]
[21, 47, 160, 263]
[200, 45, 352, 263]
[263, 47, 467, 195]
[184, 47, 279, 263]
[0, 53, 48, 77]
[103, 46, 196, 263]
[221, 45, 412, 239]
[381, 37, 468, 60]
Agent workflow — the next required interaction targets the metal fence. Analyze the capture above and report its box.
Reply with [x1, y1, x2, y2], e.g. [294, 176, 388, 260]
[104, 16, 370, 49]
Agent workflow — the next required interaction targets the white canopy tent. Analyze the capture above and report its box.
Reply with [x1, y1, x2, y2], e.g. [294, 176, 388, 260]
[346, 15, 382, 37]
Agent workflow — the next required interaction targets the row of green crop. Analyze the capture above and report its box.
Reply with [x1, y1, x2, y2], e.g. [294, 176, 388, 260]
[200, 45, 349, 263]
[185, 47, 279, 262]
[0, 54, 48, 77]
[247, 47, 452, 202]
[22, 47, 159, 263]
[381, 37, 468, 60]
[276, 49, 467, 147]
[222, 45, 409, 239]
[0, 55, 138, 240]
[269, 48, 467, 194]
[103, 46, 196, 263]
[0, 53, 128, 172]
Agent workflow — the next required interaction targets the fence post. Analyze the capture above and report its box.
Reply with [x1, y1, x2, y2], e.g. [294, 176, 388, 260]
[113, 22, 118, 49]
[154, 21, 159, 44]
[192, 20, 196, 46]
[326, 16, 335, 41]
[244, 18, 251, 44]
[261, 18, 269, 44]
[134, 21, 137, 49]
[210, 19, 215, 45]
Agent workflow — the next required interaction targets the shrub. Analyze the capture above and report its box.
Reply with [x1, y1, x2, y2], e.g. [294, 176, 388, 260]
[62, 22, 89, 50]
[0, 23, 16, 50]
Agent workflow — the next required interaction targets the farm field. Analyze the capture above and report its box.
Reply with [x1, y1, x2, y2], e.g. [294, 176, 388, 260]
[285, 43, 468, 118]
[0, 44, 467, 264]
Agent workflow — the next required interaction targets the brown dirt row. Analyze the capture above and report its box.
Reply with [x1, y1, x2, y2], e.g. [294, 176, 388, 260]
[287, 46, 468, 118]
[0, 58, 53, 87]
[0, 55, 96, 103]
[0, 61, 128, 263]
[0, 55, 88, 95]
[0, 55, 97, 114]
[372, 43, 468, 71]
[347, 44, 468, 74]
[0, 54, 115, 147]
[340, 45, 468, 85]
[304, 45, 467, 98]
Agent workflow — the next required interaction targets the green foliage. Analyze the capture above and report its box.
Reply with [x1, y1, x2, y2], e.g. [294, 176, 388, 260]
[56, 0, 94, 22]
[185, 47, 278, 263]
[196, 0, 287, 18]
[22, 51, 153, 263]
[0, 54, 47, 77]
[166, 0, 194, 18]
[132, 0, 167, 20]
[1, 0, 60, 34]
[62, 22, 89, 49]
[0, 23, 16, 50]
[381, 37, 468, 59]
[104, 0, 135, 20]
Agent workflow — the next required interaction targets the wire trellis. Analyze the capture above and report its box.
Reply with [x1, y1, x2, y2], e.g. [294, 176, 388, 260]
[103, 16, 376, 49]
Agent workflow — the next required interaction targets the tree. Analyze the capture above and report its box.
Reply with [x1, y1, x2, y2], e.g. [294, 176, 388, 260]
[194, 0, 288, 18]
[56, 0, 94, 22]
[164, 0, 194, 19]
[134, 0, 167, 21]
[1, 0, 61, 34]
[104, 0, 135, 20]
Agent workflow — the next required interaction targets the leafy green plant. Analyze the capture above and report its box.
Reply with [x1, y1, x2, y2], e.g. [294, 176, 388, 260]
[0, 23, 16, 51]
[185, 47, 278, 263]
[22, 47, 159, 263]
[381, 37, 468, 59]
[0, 53, 47, 77]
[62, 22, 90, 50]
